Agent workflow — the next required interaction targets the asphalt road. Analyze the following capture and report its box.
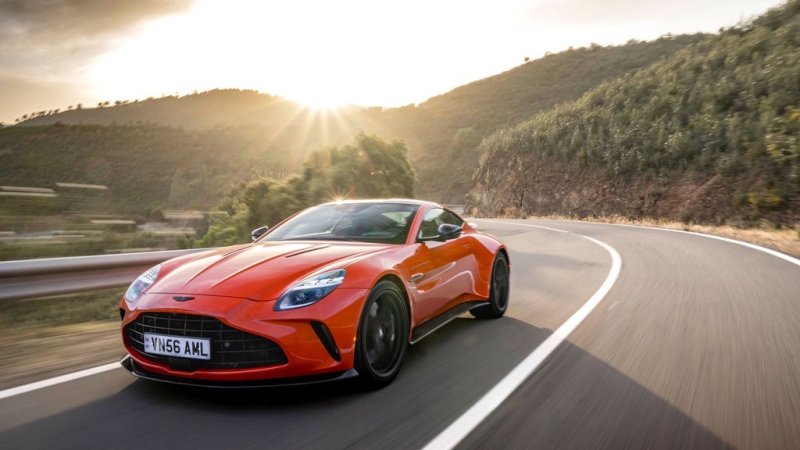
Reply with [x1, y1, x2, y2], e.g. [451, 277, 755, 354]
[2, 220, 800, 449]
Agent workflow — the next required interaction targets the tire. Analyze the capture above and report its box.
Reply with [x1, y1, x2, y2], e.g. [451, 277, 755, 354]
[354, 280, 409, 388]
[471, 253, 510, 319]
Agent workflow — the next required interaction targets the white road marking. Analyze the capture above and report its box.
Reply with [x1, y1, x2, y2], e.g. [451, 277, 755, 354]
[423, 220, 622, 450]
[563, 220, 800, 268]
[0, 362, 120, 400]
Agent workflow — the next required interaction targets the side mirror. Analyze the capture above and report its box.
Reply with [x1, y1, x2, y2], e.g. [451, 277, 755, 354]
[436, 223, 462, 241]
[251, 225, 269, 241]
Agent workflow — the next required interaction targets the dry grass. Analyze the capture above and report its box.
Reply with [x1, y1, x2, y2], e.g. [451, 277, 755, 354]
[526, 214, 800, 258]
[0, 288, 121, 332]
[0, 289, 124, 388]
[0, 321, 121, 389]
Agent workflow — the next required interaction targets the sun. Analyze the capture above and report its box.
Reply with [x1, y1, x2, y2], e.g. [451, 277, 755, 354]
[284, 90, 349, 111]
[298, 99, 346, 112]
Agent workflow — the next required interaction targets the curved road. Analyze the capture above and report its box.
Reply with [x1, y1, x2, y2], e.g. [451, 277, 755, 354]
[2, 220, 800, 449]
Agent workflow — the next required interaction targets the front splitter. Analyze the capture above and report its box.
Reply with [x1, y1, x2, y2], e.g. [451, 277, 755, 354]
[120, 354, 358, 389]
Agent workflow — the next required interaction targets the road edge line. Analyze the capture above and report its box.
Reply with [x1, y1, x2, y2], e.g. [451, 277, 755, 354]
[0, 362, 120, 401]
[556, 220, 800, 268]
[422, 221, 622, 450]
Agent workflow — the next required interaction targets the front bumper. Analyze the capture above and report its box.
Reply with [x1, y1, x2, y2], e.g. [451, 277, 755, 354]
[120, 355, 359, 388]
[120, 288, 368, 383]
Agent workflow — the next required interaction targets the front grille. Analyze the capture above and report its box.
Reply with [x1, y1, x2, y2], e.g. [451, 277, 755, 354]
[126, 312, 288, 370]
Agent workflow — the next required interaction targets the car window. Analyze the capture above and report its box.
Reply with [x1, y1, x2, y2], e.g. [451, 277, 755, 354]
[442, 209, 464, 226]
[263, 203, 418, 244]
[417, 208, 463, 240]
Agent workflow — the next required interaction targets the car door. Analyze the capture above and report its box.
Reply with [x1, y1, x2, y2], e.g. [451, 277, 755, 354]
[406, 207, 473, 323]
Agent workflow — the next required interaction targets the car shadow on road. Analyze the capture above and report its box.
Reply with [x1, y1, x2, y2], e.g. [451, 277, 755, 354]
[1, 316, 731, 449]
[119, 315, 549, 408]
[460, 337, 735, 449]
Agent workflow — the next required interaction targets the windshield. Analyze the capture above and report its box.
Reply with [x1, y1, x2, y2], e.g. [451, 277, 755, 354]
[262, 202, 419, 244]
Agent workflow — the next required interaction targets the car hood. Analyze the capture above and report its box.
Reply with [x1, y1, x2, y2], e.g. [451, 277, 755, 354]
[148, 241, 389, 301]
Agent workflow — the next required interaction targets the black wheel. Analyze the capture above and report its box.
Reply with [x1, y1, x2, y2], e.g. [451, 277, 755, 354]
[354, 280, 409, 388]
[471, 253, 510, 319]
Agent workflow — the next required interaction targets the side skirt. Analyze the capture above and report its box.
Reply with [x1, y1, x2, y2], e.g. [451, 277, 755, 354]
[409, 300, 487, 345]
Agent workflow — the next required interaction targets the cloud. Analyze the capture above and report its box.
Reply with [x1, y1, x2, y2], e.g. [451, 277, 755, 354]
[0, 0, 194, 121]
[0, 0, 192, 40]
[0, 0, 194, 78]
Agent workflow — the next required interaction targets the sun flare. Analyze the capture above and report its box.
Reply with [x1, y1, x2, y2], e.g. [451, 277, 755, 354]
[285, 91, 348, 111]
[86, 1, 384, 109]
[76, 0, 784, 120]
[84, 0, 519, 110]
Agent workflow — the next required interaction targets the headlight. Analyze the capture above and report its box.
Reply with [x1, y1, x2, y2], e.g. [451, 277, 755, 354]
[124, 264, 160, 305]
[274, 269, 346, 311]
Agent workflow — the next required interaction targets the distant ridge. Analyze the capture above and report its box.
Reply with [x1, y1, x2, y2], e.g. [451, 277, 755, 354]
[3, 33, 707, 215]
[19, 89, 300, 129]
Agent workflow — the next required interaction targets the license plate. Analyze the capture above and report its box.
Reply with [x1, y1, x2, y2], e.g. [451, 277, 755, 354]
[143, 333, 211, 360]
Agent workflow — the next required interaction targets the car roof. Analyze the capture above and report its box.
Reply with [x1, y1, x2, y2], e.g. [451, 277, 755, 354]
[317, 198, 438, 207]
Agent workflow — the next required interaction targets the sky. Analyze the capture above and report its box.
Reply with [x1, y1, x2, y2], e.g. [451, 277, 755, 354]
[0, 0, 786, 123]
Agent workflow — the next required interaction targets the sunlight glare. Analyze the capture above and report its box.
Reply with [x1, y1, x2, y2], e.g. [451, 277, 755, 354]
[285, 89, 348, 111]
[85, 0, 521, 107]
[83, 0, 776, 109]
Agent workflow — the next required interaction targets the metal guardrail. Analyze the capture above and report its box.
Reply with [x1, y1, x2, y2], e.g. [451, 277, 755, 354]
[0, 205, 469, 302]
[0, 249, 207, 301]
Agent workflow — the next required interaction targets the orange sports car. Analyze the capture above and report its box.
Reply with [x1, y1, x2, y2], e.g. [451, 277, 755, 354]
[119, 199, 509, 388]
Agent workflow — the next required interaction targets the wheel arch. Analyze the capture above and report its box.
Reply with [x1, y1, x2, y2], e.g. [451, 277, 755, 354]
[375, 273, 411, 314]
[371, 273, 414, 339]
[497, 246, 509, 264]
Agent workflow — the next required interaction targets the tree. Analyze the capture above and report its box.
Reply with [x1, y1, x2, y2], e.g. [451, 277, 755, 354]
[199, 134, 416, 246]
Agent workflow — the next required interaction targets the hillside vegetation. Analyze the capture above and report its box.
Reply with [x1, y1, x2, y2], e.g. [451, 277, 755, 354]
[469, 1, 800, 225]
[0, 124, 301, 214]
[376, 34, 706, 201]
[0, 99, 400, 215]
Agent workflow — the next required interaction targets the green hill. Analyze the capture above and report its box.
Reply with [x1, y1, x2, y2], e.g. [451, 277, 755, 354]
[0, 124, 296, 215]
[375, 34, 706, 201]
[1, 97, 396, 215]
[469, 0, 800, 225]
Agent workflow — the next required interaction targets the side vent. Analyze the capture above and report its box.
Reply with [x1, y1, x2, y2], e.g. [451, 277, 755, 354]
[310, 321, 341, 362]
